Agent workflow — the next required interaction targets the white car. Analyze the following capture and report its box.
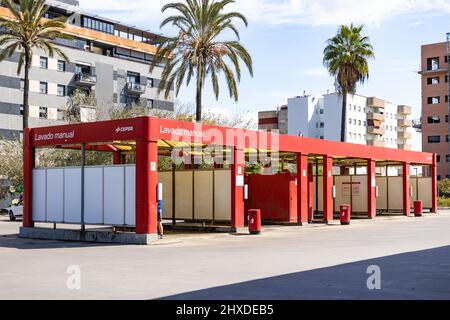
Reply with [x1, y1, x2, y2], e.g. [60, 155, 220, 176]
[8, 199, 23, 221]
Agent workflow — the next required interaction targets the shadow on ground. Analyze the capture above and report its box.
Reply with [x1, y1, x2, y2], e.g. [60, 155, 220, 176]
[160, 245, 450, 300]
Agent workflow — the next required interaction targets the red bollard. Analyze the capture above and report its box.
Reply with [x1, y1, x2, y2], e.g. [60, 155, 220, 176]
[340, 205, 351, 225]
[248, 209, 262, 234]
[414, 201, 423, 217]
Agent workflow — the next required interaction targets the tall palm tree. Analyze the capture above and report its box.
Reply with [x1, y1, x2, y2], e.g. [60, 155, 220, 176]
[151, 0, 253, 122]
[323, 24, 374, 142]
[0, 0, 72, 130]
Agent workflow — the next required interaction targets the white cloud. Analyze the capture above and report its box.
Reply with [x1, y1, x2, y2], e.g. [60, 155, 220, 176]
[79, 0, 450, 29]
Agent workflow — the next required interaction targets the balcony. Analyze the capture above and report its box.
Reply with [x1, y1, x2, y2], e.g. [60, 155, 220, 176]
[367, 97, 385, 109]
[398, 131, 412, 139]
[367, 140, 385, 147]
[398, 118, 413, 127]
[367, 126, 385, 135]
[398, 143, 412, 150]
[75, 73, 97, 86]
[367, 112, 385, 121]
[398, 105, 412, 115]
[126, 82, 146, 95]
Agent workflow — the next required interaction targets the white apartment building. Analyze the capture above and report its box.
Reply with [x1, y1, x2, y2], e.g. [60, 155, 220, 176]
[284, 92, 413, 150]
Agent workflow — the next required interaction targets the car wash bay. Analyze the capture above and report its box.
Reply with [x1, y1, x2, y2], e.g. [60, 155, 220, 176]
[21, 116, 438, 243]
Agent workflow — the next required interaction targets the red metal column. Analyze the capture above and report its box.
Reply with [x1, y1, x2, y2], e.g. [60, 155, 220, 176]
[402, 162, 411, 216]
[135, 138, 158, 234]
[297, 153, 309, 225]
[367, 159, 376, 219]
[323, 155, 333, 223]
[431, 155, 438, 213]
[231, 147, 245, 231]
[23, 128, 34, 228]
[113, 152, 121, 165]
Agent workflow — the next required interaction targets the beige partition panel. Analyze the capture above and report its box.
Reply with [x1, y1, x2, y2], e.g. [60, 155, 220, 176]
[214, 170, 231, 221]
[418, 177, 432, 209]
[175, 171, 193, 219]
[388, 176, 403, 211]
[376, 177, 388, 211]
[194, 171, 214, 220]
[159, 172, 173, 220]
[334, 176, 351, 212]
[313, 176, 323, 212]
[352, 176, 368, 213]
[410, 178, 418, 208]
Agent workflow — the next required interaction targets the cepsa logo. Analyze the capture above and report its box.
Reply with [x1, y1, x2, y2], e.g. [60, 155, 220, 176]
[116, 126, 134, 133]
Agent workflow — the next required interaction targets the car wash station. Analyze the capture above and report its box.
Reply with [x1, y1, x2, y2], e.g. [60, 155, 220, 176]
[20, 116, 438, 244]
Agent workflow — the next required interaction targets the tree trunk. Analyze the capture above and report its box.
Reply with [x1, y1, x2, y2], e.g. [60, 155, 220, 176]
[23, 49, 31, 131]
[195, 66, 203, 123]
[340, 91, 347, 142]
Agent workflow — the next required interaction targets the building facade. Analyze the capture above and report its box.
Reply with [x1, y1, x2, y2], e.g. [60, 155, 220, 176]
[258, 92, 413, 150]
[0, 0, 174, 139]
[419, 41, 450, 180]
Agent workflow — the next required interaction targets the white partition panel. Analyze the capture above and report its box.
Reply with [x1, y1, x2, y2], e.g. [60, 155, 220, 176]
[388, 176, 403, 211]
[32, 169, 47, 222]
[64, 168, 81, 223]
[376, 177, 388, 211]
[104, 166, 125, 226]
[418, 177, 433, 209]
[159, 172, 173, 220]
[46, 169, 64, 222]
[352, 176, 368, 213]
[214, 170, 231, 221]
[175, 171, 193, 219]
[125, 166, 136, 226]
[194, 171, 214, 220]
[84, 167, 103, 224]
[334, 176, 351, 212]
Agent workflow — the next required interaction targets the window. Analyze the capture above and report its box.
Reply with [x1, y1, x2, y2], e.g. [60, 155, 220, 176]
[446, 115, 449, 123]
[353, 119, 357, 125]
[319, 122, 324, 128]
[320, 136, 324, 140]
[40, 57, 48, 69]
[39, 82, 48, 94]
[428, 97, 440, 104]
[446, 155, 450, 163]
[82, 16, 114, 34]
[319, 109, 324, 115]
[437, 175, 441, 181]
[428, 136, 441, 144]
[19, 105, 23, 116]
[446, 95, 449, 103]
[446, 76, 449, 83]
[427, 57, 439, 71]
[428, 116, 440, 124]
[57, 60, 65, 72]
[358, 106, 361, 112]
[348, 118, 352, 125]
[20, 79, 24, 91]
[363, 121, 366, 126]
[427, 77, 440, 85]
[147, 78, 154, 88]
[57, 85, 66, 97]
[437, 155, 441, 163]
[39, 107, 47, 119]
[358, 120, 361, 125]
[447, 135, 450, 143]
[147, 99, 154, 108]
[127, 71, 140, 84]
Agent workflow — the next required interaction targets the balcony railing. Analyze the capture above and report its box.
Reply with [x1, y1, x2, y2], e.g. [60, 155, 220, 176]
[367, 140, 385, 147]
[367, 97, 385, 109]
[398, 143, 412, 150]
[75, 73, 97, 86]
[398, 131, 412, 139]
[367, 112, 385, 122]
[126, 82, 146, 95]
[398, 105, 412, 115]
[398, 119, 413, 127]
[367, 126, 385, 135]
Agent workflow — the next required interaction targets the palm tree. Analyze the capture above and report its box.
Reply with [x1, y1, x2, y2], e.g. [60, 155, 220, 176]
[0, 0, 72, 130]
[323, 24, 375, 142]
[151, 0, 253, 122]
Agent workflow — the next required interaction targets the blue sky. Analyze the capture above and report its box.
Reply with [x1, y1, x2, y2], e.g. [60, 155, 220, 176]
[80, 0, 450, 122]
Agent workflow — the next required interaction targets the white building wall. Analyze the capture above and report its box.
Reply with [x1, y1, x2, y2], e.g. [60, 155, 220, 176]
[288, 96, 320, 138]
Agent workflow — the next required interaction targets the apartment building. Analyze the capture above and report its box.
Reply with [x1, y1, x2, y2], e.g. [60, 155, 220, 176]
[419, 41, 450, 180]
[258, 105, 288, 133]
[0, 0, 174, 139]
[258, 92, 413, 150]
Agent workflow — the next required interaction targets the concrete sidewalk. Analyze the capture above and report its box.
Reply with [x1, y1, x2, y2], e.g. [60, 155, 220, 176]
[1, 211, 450, 299]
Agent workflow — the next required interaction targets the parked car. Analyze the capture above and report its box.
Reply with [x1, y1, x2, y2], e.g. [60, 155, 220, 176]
[7, 198, 23, 221]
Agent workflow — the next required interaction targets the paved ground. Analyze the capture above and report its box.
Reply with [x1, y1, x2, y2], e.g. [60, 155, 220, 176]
[1, 211, 450, 300]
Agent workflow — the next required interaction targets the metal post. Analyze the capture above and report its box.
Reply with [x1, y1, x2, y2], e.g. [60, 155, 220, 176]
[81, 143, 86, 233]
